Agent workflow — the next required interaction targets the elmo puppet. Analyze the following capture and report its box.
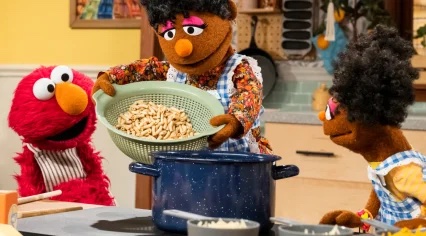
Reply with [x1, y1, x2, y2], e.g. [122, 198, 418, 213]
[8, 65, 115, 206]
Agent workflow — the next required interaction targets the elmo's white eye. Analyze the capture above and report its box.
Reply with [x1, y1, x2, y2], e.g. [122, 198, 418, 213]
[163, 29, 176, 41]
[183, 26, 204, 36]
[325, 105, 333, 120]
[50, 65, 73, 84]
[33, 78, 55, 100]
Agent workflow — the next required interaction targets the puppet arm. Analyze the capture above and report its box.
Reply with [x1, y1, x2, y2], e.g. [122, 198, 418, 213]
[319, 189, 380, 229]
[13, 145, 46, 197]
[51, 142, 115, 206]
[208, 59, 261, 148]
[392, 163, 426, 229]
[92, 57, 170, 96]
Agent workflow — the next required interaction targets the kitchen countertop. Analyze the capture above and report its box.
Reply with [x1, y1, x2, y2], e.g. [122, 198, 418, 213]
[17, 205, 375, 236]
[18, 206, 282, 236]
[261, 109, 426, 131]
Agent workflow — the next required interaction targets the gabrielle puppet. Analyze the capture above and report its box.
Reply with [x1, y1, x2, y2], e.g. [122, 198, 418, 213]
[9, 66, 115, 206]
[318, 25, 426, 229]
[92, 0, 272, 154]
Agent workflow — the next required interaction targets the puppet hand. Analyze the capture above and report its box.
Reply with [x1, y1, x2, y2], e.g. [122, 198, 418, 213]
[91, 73, 115, 97]
[208, 114, 244, 149]
[394, 218, 426, 229]
[319, 210, 362, 228]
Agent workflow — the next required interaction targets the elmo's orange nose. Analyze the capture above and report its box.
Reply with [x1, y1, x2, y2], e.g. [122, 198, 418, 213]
[318, 111, 326, 122]
[55, 83, 88, 116]
[175, 39, 193, 57]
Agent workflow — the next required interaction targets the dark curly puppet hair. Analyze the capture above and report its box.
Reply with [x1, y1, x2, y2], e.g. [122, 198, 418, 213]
[140, 0, 234, 30]
[330, 24, 419, 127]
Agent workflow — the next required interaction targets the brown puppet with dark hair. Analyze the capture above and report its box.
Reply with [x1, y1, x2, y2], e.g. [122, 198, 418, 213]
[92, 0, 272, 154]
[317, 25, 426, 230]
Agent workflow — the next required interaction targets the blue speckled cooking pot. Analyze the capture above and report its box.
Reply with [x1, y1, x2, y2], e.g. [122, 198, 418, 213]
[129, 151, 299, 234]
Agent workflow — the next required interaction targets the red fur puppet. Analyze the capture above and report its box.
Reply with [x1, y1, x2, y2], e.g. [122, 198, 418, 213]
[8, 65, 115, 206]
[317, 25, 426, 230]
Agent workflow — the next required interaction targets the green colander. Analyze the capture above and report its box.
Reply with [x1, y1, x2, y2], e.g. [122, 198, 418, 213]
[93, 81, 225, 164]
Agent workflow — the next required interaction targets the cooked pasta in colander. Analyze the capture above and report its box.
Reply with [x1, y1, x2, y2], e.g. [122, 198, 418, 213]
[116, 100, 199, 140]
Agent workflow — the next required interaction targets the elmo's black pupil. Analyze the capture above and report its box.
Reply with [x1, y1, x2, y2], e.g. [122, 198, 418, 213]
[187, 27, 194, 34]
[167, 31, 173, 38]
[61, 73, 69, 81]
[47, 84, 54, 93]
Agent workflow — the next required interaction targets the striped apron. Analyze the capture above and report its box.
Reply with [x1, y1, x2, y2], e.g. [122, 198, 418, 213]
[26, 143, 87, 192]
[166, 53, 264, 153]
[368, 150, 426, 225]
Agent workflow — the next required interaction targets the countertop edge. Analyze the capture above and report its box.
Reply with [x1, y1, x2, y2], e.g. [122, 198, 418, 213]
[261, 110, 426, 131]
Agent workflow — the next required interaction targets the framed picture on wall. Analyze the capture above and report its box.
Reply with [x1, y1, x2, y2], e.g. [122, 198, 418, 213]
[70, 0, 142, 29]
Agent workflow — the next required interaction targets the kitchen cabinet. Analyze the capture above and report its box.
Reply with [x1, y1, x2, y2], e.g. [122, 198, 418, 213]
[265, 123, 426, 223]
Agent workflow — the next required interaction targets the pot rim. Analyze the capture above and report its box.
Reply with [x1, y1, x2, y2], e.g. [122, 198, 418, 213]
[151, 151, 281, 163]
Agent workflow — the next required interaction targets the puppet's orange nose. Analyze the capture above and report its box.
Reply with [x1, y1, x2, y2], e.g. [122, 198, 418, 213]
[175, 39, 193, 57]
[55, 83, 88, 116]
[318, 111, 326, 122]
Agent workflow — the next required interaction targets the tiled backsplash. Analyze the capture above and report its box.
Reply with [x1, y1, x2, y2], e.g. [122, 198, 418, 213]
[263, 79, 331, 111]
[262, 61, 426, 114]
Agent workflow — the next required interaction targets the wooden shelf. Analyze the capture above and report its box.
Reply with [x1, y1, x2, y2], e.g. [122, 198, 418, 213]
[70, 19, 142, 29]
[238, 8, 282, 14]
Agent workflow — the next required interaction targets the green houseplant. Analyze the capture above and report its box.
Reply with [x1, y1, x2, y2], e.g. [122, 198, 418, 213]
[415, 24, 426, 47]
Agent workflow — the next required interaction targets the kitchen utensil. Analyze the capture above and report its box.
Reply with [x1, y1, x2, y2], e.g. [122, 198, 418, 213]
[93, 81, 225, 164]
[18, 190, 62, 205]
[270, 217, 303, 226]
[164, 209, 260, 236]
[271, 217, 353, 236]
[129, 150, 299, 233]
[17, 206, 83, 219]
[163, 209, 210, 220]
[239, 15, 278, 100]
[282, 0, 314, 59]
[361, 219, 400, 232]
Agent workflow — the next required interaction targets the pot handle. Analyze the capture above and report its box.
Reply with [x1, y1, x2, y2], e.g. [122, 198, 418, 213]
[272, 165, 299, 180]
[129, 162, 160, 177]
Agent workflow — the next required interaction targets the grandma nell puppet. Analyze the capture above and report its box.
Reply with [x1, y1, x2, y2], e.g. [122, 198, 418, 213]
[318, 25, 426, 229]
[9, 66, 115, 206]
[92, 0, 272, 154]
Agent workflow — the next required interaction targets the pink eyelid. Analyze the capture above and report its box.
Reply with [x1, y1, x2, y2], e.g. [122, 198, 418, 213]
[327, 97, 338, 115]
[160, 20, 174, 33]
[182, 16, 205, 27]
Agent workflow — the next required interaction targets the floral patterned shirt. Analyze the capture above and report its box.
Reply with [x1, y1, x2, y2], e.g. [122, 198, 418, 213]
[103, 56, 272, 153]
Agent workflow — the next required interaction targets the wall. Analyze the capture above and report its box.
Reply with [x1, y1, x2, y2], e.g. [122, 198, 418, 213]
[0, 0, 140, 65]
[263, 61, 426, 114]
[0, 0, 141, 208]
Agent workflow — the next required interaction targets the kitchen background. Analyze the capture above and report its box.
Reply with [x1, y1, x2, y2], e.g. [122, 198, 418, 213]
[1, 0, 426, 209]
